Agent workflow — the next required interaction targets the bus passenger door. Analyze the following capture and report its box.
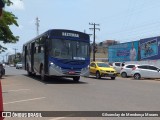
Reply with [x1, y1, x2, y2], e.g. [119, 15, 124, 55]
[24, 46, 27, 70]
[44, 39, 49, 74]
[31, 42, 35, 72]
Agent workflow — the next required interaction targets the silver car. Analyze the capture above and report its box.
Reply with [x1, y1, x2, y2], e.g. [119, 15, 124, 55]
[120, 64, 139, 78]
[112, 62, 125, 73]
[131, 65, 160, 79]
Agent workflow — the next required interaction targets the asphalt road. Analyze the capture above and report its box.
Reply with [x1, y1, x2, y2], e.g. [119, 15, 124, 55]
[1, 66, 160, 120]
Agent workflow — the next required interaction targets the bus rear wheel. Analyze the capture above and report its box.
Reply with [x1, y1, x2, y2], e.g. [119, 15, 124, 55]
[27, 65, 32, 76]
[40, 66, 47, 81]
[73, 76, 80, 82]
[27, 71, 32, 76]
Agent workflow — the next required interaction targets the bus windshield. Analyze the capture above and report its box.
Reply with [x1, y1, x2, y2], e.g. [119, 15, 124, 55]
[51, 39, 89, 60]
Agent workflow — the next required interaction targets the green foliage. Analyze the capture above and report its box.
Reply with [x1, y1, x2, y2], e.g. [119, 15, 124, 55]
[3, 0, 13, 6]
[0, 0, 19, 53]
[13, 58, 20, 64]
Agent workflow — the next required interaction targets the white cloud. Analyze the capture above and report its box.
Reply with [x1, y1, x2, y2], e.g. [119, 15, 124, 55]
[10, 0, 25, 10]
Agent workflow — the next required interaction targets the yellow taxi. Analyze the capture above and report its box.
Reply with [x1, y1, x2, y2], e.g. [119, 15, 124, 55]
[89, 62, 117, 79]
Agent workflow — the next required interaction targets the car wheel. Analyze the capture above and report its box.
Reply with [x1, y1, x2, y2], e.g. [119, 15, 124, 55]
[134, 73, 141, 80]
[96, 71, 101, 79]
[121, 72, 127, 78]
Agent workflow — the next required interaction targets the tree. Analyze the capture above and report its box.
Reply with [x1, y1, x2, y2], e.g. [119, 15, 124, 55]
[0, 0, 19, 53]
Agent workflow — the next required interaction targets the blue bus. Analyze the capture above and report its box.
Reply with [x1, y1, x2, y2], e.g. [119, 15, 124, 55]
[22, 29, 90, 82]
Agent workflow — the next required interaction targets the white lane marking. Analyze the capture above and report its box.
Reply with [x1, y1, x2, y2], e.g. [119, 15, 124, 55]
[3, 97, 46, 105]
[3, 89, 30, 92]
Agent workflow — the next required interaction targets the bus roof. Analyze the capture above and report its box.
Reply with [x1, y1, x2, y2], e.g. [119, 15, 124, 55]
[23, 29, 90, 45]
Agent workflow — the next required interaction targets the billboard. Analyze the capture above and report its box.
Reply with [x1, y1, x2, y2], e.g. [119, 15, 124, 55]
[140, 36, 160, 60]
[108, 41, 139, 62]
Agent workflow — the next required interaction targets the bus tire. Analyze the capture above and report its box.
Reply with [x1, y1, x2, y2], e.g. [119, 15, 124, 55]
[40, 66, 47, 81]
[73, 76, 80, 82]
[27, 65, 32, 76]
[27, 71, 32, 76]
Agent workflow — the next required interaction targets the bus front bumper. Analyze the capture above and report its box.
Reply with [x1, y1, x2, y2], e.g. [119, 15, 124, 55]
[49, 66, 89, 77]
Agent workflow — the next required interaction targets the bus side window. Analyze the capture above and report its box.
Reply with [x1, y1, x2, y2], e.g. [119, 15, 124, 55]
[37, 45, 44, 53]
[41, 46, 44, 53]
[38, 46, 41, 53]
[24, 46, 27, 55]
[27, 45, 30, 55]
[35, 46, 38, 53]
[34, 47, 36, 53]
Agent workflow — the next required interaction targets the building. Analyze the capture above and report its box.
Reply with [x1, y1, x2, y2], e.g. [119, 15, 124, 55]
[90, 40, 119, 61]
[8, 53, 22, 64]
[102, 40, 120, 47]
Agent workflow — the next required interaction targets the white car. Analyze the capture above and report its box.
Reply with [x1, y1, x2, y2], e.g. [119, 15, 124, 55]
[10, 64, 14, 67]
[112, 62, 125, 73]
[16, 62, 22, 69]
[120, 64, 139, 78]
[131, 65, 160, 80]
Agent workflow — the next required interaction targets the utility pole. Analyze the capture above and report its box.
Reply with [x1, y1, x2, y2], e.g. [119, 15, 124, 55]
[13, 48, 18, 59]
[89, 23, 100, 61]
[35, 17, 40, 36]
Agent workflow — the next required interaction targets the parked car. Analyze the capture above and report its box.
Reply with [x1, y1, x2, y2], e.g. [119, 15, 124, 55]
[0, 63, 5, 78]
[131, 64, 160, 80]
[112, 62, 125, 73]
[120, 64, 139, 78]
[89, 62, 117, 80]
[10, 64, 14, 67]
[16, 62, 22, 69]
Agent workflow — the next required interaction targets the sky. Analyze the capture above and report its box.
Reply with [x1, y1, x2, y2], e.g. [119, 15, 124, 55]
[1, 0, 160, 61]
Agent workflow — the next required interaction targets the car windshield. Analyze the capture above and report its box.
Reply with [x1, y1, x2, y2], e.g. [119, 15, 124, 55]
[97, 63, 110, 67]
[17, 62, 22, 64]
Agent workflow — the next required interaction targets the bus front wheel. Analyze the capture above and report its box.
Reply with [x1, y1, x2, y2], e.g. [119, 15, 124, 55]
[73, 76, 80, 82]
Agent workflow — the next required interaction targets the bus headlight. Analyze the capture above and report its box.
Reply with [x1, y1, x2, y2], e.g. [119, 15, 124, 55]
[50, 62, 55, 67]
